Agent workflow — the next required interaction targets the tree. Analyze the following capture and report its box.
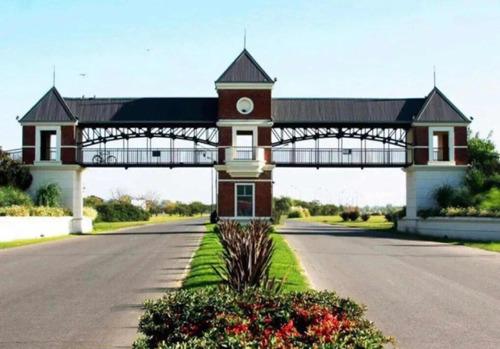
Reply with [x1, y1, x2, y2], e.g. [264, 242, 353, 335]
[0, 148, 32, 190]
[84, 195, 104, 208]
[188, 201, 206, 216]
[110, 188, 132, 204]
[468, 131, 499, 176]
[174, 202, 190, 217]
[274, 196, 293, 215]
[164, 201, 177, 216]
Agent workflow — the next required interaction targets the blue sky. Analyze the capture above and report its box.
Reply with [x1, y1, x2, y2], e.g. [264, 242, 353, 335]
[1, 0, 499, 205]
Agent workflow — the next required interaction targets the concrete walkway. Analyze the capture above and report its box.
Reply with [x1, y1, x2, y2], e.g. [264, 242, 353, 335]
[0, 218, 206, 349]
[279, 220, 500, 349]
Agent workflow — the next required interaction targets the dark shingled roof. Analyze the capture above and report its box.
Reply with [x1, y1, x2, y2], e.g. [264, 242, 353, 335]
[272, 98, 426, 126]
[216, 49, 274, 83]
[64, 97, 218, 125]
[20, 87, 76, 123]
[414, 87, 470, 123]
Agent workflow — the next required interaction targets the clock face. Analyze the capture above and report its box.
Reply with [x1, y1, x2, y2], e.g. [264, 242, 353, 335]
[236, 97, 254, 115]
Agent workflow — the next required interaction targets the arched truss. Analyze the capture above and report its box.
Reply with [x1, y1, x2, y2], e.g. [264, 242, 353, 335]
[79, 127, 219, 147]
[271, 127, 410, 148]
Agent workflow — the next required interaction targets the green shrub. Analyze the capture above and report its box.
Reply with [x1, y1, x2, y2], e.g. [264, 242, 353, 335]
[0, 186, 33, 207]
[385, 207, 406, 224]
[434, 184, 456, 209]
[95, 202, 150, 222]
[465, 168, 486, 194]
[83, 206, 98, 220]
[287, 206, 310, 218]
[361, 212, 371, 221]
[271, 209, 282, 225]
[478, 187, 500, 211]
[0, 205, 30, 216]
[484, 173, 500, 191]
[35, 183, 62, 207]
[347, 207, 360, 221]
[133, 287, 392, 349]
[0, 149, 33, 190]
[31, 206, 67, 217]
[83, 195, 104, 208]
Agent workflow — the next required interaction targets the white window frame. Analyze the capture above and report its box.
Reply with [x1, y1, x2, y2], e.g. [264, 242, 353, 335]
[428, 126, 455, 165]
[234, 183, 255, 218]
[35, 126, 61, 162]
[232, 126, 258, 147]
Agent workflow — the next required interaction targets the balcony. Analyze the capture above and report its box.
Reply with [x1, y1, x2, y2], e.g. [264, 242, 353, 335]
[223, 147, 268, 178]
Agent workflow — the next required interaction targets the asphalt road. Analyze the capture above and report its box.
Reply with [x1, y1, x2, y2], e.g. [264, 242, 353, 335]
[0, 218, 206, 349]
[279, 220, 500, 349]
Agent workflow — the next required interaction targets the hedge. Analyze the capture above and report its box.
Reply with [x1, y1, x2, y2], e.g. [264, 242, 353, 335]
[133, 287, 392, 349]
[95, 202, 150, 222]
[0, 186, 33, 207]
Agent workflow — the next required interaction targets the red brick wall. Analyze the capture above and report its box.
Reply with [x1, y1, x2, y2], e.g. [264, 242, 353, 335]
[255, 182, 272, 217]
[218, 182, 235, 217]
[23, 126, 36, 146]
[218, 171, 272, 180]
[217, 90, 271, 120]
[454, 127, 467, 146]
[61, 126, 76, 146]
[61, 148, 76, 164]
[414, 148, 428, 165]
[455, 148, 468, 165]
[22, 148, 35, 164]
[413, 126, 429, 146]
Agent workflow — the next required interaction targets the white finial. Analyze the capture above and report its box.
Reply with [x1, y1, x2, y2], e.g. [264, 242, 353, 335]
[244, 29, 246, 49]
[53, 65, 56, 87]
[433, 65, 436, 87]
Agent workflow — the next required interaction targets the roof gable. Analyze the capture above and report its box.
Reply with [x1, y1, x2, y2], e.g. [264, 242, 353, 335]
[20, 87, 76, 123]
[216, 49, 273, 83]
[414, 87, 470, 123]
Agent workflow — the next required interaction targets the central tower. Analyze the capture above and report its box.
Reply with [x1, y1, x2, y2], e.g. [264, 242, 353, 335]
[215, 49, 275, 221]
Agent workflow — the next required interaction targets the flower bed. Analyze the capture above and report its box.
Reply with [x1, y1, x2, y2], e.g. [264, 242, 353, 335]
[133, 288, 392, 349]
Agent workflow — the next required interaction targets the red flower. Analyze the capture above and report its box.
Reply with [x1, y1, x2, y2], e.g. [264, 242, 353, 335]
[180, 323, 199, 337]
[226, 323, 249, 335]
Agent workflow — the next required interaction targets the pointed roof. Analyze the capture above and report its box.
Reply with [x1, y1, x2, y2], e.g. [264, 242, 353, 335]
[216, 49, 274, 83]
[19, 87, 77, 123]
[414, 87, 470, 123]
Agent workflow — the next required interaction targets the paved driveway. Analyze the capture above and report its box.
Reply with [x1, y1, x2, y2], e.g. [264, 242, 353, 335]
[0, 218, 205, 349]
[279, 220, 500, 349]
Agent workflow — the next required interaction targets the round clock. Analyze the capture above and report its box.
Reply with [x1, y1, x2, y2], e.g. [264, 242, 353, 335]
[236, 97, 254, 115]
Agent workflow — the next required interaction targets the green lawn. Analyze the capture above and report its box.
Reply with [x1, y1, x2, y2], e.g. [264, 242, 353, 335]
[182, 224, 310, 292]
[298, 215, 393, 230]
[297, 215, 500, 253]
[92, 214, 205, 233]
[0, 235, 71, 250]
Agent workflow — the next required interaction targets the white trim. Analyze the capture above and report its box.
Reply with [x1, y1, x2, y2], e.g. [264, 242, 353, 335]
[413, 145, 429, 149]
[234, 183, 255, 218]
[22, 145, 36, 148]
[216, 82, 274, 90]
[215, 164, 275, 172]
[412, 122, 468, 127]
[455, 145, 468, 148]
[27, 164, 84, 171]
[428, 126, 455, 165]
[219, 179, 272, 182]
[21, 122, 77, 126]
[236, 97, 254, 115]
[403, 164, 468, 173]
[233, 126, 258, 147]
[61, 145, 78, 148]
[35, 126, 61, 162]
[217, 120, 273, 127]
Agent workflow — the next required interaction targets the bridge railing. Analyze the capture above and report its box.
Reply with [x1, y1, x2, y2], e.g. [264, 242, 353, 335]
[3, 148, 23, 161]
[77, 148, 218, 167]
[272, 148, 409, 167]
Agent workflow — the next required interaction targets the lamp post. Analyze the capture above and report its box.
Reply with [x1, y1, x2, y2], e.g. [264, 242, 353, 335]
[202, 149, 217, 212]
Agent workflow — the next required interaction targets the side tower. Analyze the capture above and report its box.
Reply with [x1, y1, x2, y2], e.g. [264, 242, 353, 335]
[19, 87, 86, 233]
[215, 50, 275, 221]
[404, 87, 470, 222]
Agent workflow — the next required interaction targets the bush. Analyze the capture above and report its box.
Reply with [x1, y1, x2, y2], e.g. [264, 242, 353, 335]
[465, 168, 486, 194]
[361, 212, 371, 222]
[133, 287, 392, 349]
[385, 207, 406, 225]
[271, 209, 282, 225]
[478, 187, 500, 211]
[434, 184, 456, 209]
[35, 183, 62, 207]
[83, 206, 98, 220]
[83, 195, 104, 208]
[210, 210, 218, 224]
[214, 220, 275, 292]
[0, 186, 33, 207]
[287, 206, 310, 218]
[347, 207, 360, 221]
[31, 206, 67, 217]
[95, 202, 150, 222]
[0, 205, 30, 216]
[418, 206, 500, 218]
[0, 148, 33, 190]
[340, 211, 349, 221]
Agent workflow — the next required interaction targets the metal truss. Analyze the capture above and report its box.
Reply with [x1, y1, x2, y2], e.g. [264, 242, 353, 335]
[271, 127, 410, 148]
[79, 127, 219, 147]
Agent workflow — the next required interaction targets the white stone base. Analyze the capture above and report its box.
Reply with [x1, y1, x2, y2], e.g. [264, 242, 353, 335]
[0, 217, 93, 242]
[398, 217, 500, 241]
[404, 165, 467, 219]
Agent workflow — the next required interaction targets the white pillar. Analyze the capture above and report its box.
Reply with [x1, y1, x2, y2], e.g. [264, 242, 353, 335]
[27, 164, 87, 233]
[404, 165, 467, 219]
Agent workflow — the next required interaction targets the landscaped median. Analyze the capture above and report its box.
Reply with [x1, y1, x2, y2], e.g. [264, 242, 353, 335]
[133, 221, 393, 348]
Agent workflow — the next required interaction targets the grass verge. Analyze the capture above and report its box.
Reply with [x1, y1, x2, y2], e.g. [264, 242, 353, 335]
[182, 223, 310, 292]
[298, 215, 500, 253]
[0, 235, 71, 250]
[92, 214, 205, 233]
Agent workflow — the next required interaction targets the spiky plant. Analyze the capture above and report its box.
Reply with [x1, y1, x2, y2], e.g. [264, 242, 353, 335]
[214, 219, 276, 292]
